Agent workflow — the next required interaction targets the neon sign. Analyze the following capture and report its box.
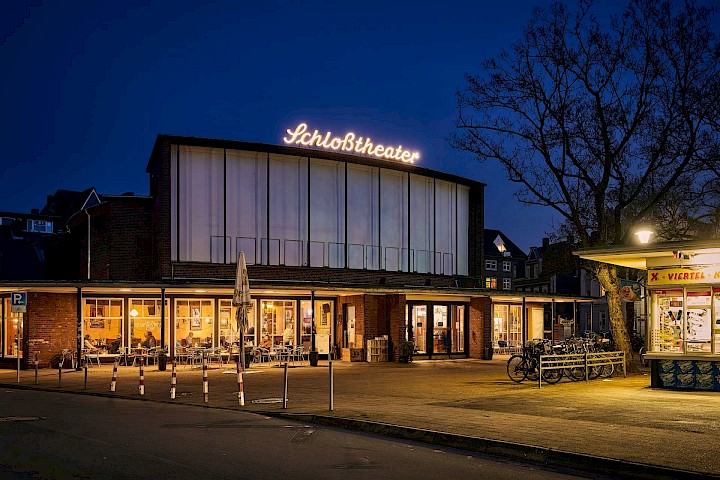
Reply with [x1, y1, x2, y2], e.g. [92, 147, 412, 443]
[283, 123, 420, 164]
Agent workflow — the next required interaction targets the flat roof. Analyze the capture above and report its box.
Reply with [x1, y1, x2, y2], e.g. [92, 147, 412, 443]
[574, 239, 720, 269]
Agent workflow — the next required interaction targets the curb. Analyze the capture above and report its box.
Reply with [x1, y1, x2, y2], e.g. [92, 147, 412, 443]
[262, 412, 718, 480]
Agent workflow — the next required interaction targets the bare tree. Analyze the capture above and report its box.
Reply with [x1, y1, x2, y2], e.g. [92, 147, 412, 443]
[452, 0, 720, 369]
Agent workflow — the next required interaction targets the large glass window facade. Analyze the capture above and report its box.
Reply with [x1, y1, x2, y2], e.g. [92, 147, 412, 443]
[218, 299, 256, 347]
[260, 300, 296, 348]
[493, 304, 522, 348]
[650, 288, 715, 354]
[171, 145, 471, 275]
[175, 299, 214, 348]
[83, 299, 123, 350]
[409, 302, 466, 356]
[129, 299, 169, 349]
[2, 298, 23, 358]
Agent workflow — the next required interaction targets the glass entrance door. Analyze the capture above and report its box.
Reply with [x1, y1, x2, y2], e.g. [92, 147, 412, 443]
[410, 302, 467, 356]
[410, 305, 427, 354]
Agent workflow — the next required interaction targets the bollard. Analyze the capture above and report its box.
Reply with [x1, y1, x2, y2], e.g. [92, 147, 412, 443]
[329, 361, 334, 411]
[84, 364, 88, 390]
[110, 359, 118, 392]
[170, 360, 177, 399]
[237, 359, 245, 406]
[58, 364, 62, 388]
[282, 362, 288, 409]
[202, 354, 209, 403]
[34, 353, 39, 386]
[139, 357, 145, 395]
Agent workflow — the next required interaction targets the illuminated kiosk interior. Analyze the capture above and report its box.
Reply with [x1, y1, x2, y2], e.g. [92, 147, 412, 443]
[576, 239, 720, 391]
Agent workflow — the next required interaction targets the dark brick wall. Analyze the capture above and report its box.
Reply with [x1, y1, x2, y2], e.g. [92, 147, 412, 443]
[148, 137, 172, 280]
[26, 292, 78, 368]
[337, 294, 406, 362]
[388, 294, 406, 361]
[468, 184, 485, 278]
[469, 296, 492, 359]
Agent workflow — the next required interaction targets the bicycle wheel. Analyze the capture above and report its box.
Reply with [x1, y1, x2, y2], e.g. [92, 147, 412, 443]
[598, 363, 615, 378]
[542, 367, 563, 384]
[506, 355, 527, 383]
[565, 366, 585, 381]
[526, 357, 540, 381]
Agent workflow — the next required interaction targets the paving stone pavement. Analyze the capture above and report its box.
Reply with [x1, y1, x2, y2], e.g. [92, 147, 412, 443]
[1, 357, 719, 478]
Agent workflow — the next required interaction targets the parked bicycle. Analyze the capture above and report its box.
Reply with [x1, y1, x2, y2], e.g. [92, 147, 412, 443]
[506, 339, 562, 384]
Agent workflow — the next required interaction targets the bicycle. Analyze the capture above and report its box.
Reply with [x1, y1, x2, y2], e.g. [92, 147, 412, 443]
[506, 340, 562, 384]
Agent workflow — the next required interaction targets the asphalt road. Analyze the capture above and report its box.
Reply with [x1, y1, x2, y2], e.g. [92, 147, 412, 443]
[0, 389, 601, 480]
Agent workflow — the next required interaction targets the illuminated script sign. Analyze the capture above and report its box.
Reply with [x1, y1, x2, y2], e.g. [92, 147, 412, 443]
[283, 123, 420, 164]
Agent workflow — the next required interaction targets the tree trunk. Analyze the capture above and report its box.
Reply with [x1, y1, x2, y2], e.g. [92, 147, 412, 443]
[595, 263, 636, 373]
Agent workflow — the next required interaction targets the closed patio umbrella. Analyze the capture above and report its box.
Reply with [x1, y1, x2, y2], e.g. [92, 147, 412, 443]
[233, 252, 252, 369]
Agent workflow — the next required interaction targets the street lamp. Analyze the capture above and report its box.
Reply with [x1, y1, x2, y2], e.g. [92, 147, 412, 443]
[634, 227, 654, 244]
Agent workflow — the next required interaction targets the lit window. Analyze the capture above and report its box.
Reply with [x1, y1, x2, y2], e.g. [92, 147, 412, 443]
[502, 278, 511, 290]
[486, 259, 497, 271]
[502, 261, 511, 272]
[27, 219, 53, 233]
[485, 277, 497, 289]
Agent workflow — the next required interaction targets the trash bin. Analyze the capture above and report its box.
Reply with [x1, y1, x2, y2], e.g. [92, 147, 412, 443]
[484, 347, 493, 360]
[309, 350, 319, 366]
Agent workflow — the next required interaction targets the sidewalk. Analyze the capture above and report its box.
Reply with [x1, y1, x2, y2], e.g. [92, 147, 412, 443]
[1, 357, 718, 478]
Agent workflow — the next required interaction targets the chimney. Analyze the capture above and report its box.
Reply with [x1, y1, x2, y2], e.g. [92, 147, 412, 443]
[542, 237, 550, 248]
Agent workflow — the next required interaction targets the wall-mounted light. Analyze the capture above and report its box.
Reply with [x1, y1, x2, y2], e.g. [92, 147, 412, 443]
[130, 309, 138, 317]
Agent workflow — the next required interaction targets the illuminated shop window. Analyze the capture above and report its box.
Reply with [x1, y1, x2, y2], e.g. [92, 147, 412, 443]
[2, 298, 23, 358]
[129, 299, 169, 349]
[83, 299, 123, 350]
[175, 299, 215, 348]
[218, 299, 256, 348]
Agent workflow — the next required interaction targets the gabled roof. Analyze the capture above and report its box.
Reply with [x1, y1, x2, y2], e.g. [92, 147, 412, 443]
[483, 229, 526, 258]
[40, 188, 101, 228]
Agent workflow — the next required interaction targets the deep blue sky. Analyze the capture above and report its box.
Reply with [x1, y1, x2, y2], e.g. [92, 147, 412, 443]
[0, 0, 634, 252]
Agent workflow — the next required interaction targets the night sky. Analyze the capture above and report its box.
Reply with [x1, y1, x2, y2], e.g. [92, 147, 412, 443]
[1, 1, 637, 253]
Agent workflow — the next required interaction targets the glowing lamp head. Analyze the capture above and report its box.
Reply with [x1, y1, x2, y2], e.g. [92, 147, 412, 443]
[635, 228, 654, 244]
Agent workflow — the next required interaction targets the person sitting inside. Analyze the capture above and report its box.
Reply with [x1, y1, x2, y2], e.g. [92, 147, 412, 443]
[185, 332, 195, 347]
[142, 331, 157, 349]
[84, 334, 96, 351]
[109, 335, 122, 354]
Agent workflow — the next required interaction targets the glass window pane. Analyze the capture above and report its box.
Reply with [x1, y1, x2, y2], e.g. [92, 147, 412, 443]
[651, 291, 683, 353]
[83, 298, 123, 351]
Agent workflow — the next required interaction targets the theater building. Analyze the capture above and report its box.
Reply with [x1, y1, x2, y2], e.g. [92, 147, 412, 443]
[0, 127, 587, 368]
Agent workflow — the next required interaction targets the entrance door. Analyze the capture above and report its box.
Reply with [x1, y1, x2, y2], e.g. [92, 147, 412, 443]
[410, 303, 467, 356]
[410, 305, 427, 354]
[432, 305, 450, 354]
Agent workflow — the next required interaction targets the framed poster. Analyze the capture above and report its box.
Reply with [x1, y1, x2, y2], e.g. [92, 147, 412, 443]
[190, 317, 202, 330]
[220, 308, 230, 329]
[89, 319, 105, 328]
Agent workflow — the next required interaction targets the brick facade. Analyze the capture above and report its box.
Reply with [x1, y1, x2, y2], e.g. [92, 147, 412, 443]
[469, 296, 492, 359]
[24, 292, 78, 368]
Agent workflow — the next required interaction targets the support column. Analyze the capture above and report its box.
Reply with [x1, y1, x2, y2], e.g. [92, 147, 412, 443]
[469, 296, 492, 359]
[76, 287, 83, 371]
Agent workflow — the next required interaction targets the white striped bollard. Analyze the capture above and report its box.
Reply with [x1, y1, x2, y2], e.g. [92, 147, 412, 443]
[202, 354, 209, 403]
[170, 360, 177, 399]
[139, 357, 145, 395]
[237, 359, 245, 406]
[110, 358, 118, 392]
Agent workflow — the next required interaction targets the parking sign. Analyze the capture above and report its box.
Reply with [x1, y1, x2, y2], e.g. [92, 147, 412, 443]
[11, 292, 27, 313]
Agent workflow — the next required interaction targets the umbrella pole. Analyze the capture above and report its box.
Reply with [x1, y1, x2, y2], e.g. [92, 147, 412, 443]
[237, 308, 246, 371]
